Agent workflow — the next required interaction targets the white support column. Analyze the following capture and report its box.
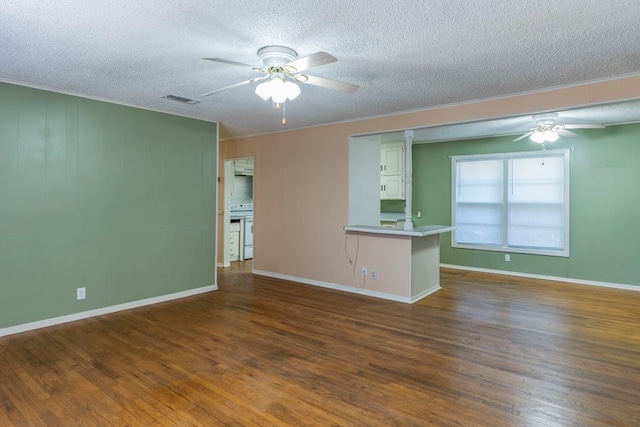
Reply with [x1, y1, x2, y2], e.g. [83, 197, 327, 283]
[404, 130, 414, 231]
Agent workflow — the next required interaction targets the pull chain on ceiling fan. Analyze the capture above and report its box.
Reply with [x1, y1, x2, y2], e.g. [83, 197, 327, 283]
[201, 45, 359, 125]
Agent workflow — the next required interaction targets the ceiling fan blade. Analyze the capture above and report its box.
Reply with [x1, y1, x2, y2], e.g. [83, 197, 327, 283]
[284, 51, 337, 73]
[513, 131, 533, 142]
[562, 124, 605, 129]
[297, 74, 359, 93]
[556, 128, 579, 137]
[201, 76, 267, 97]
[203, 57, 265, 73]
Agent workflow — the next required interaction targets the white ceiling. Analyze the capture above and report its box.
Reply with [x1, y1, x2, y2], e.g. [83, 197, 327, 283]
[2, 0, 640, 140]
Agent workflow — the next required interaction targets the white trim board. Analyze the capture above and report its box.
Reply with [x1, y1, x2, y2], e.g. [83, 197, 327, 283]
[252, 269, 439, 304]
[410, 286, 442, 304]
[441, 264, 640, 292]
[0, 285, 218, 338]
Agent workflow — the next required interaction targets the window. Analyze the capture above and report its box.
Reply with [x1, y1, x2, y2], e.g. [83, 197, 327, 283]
[451, 149, 570, 257]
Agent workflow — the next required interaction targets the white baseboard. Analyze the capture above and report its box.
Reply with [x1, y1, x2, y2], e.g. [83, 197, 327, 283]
[411, 285, 442, 303]
[441, 264, 640, 292]
[252, 269, 417, 304]
[0, 284, 218, 338]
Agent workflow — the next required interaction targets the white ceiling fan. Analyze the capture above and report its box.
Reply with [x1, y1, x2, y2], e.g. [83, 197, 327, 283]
[513, 112, 605, 144]
[201, 45, 358, 125]
[201, 45, 358, 100]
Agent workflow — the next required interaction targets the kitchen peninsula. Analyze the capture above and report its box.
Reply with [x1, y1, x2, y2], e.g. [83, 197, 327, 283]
[345, 129, 453, 303]
[343, 224, 454, 303]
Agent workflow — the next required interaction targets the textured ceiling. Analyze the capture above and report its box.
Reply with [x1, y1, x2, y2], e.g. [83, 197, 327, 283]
[2, 0, 640, 140]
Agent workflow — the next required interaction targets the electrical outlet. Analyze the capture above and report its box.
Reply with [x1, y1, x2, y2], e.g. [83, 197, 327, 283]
[505, 254, 511, 262]
[417, 211, 422, 218]
[77, 287, 86, 300]
[361, 266, 367, 276]
[371, 270, 377, 279]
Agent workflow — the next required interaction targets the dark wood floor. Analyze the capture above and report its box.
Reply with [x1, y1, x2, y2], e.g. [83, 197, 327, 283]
[1, 262, 640, 426]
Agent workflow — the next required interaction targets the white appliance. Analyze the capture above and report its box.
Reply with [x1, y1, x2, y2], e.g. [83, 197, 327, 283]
[230, 202, 253, 260]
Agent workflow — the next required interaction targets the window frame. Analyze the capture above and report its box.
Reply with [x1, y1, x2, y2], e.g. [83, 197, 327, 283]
[451, 149, 570, 257]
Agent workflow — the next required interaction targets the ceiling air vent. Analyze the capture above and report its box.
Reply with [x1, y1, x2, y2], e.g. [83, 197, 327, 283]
[162, 95, 201, 105]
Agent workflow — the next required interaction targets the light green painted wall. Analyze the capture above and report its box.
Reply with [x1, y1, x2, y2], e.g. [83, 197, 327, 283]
[380, 199, 405, 213]
[0, 82, 217, 329]
[412, 123, 640, 287]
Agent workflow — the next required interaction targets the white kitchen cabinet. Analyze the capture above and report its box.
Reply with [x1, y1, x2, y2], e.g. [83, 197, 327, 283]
[380, 142, 405, 200]
[229, 221, 240, 261]
[381, 142, 404, 175]
[381, 174, 404, 200]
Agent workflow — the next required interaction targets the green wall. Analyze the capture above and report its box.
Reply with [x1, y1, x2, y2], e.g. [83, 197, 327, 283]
[412, 123, 640, 287]
[380, 199, 405, 213]
[0, 82, 217, 329]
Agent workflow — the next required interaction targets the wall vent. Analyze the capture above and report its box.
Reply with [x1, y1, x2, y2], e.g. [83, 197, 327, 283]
[162, 95, 201, 105]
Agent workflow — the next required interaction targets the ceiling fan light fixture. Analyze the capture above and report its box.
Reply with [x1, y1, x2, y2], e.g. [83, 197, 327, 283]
[530, 128, 559, 143]
[255, 78, 300, 103]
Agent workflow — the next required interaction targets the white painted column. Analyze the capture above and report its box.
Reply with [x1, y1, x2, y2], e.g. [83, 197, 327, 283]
[404, 129, 414, 231]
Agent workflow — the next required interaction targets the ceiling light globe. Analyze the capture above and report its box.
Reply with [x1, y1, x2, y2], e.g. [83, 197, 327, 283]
[544, 130, 559, 142]
[530, 131, 545, 144]
[269, 79, 288, 103]
[284, 81, 301, 100]
[255, 81, 271, 101]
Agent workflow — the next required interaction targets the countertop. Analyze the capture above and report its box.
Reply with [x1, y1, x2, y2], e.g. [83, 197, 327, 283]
[344, 224, 454, 237]
[380, 212, 406, 222]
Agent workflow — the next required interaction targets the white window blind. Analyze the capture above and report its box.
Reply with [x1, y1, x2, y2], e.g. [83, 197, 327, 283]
[452, 150, 570, 257]
[455, 159, 504, 246]
[508, 156, 565, 250]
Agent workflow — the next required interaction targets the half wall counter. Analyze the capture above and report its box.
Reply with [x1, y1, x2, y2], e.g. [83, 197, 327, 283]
[343, 225, 454, 303]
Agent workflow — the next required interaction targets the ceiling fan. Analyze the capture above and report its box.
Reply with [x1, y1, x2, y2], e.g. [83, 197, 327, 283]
[513, 112, 605, 144]
[201, 45, 358, 101]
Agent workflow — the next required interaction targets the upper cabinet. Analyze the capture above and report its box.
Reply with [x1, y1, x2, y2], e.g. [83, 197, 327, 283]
[234, 158, 254, 176]
[380, 142, 405, 200]
[381, 142, 404, 175]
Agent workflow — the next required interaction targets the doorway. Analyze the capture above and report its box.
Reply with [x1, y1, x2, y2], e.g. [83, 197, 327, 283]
[219, 157, 254, 268]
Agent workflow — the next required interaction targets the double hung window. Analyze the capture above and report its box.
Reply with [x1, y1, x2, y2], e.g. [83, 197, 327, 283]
[451, 149, 570, 257]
